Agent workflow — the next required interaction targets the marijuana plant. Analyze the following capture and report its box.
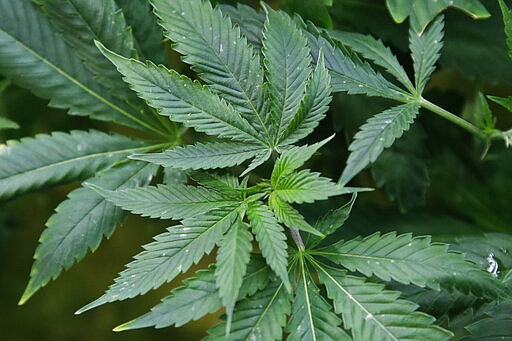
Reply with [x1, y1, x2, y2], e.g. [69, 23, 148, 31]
[0, 0, 510, 339]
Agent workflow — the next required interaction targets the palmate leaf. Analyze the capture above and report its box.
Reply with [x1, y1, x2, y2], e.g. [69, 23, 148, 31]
[215, 219, 253, 332]
[0, 130, 148, 201]
[114, 0, 166, 64]
[329, 30, 414, 92]
[274, 169, 344, 204]
[246, 201, 291, 291]
[0, 0, 162, 134]
[410, 15, 444, 95]
[151, 0, 269, 140]
[98, 44, 266, 145]
[115, 257, 271, 331]
[268, 193, 323, 237]
[386, 0, 489, 34]
[132, 141, 269, 170]
[262, 5, 312, 142]
[77, 207, 240, 313]
[309, 34, 409, 101]
[88, 182, 239, 220]
[286, 258, 349, 341]
[206, 279, 292, 341]
[315, 264, 453, 341]
[339, 102, 420, 185]
[19, 161, 157, 304]
[279, 51, 332, 146]
[315, 232, 504, 299]
[271, 135, 334, 187]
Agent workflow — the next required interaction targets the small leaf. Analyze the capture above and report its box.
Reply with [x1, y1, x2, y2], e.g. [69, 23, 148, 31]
[271, 135, 334, 186]
[339, 102, 420, 185]
[488, 95, 512, 112]
[268, 193, 323, 237]
[76, 207, 239, 313]
[215, 219, 253, 334]
[410, 15, 444, 95]
[206, 279, 292, 341]
[132, 141, 267, 170]
[0, 130, 148, 201]
[499, 0, 512, 59]
[88, 182, 239, 220]
[19, 162, 157, 305]
[246, 201, 291, 290]
[275, 169, 344, 204]
[307, 193, 357, 248]
[315, 264, 453, 341]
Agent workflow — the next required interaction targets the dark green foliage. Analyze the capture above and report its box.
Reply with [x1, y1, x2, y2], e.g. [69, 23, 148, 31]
[0, 0, 511, 339]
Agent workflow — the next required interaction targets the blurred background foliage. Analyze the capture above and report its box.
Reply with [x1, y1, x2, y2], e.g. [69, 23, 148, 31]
[1, 0, 511, 339]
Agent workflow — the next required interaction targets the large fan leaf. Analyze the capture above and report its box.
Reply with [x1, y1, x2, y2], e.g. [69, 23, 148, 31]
[115, 257, 271, 331]
[150, 0, 268, 140]
[215, 219, 253, 332]
[114, 0, 166, 63]
[329, 30, 414, 92]
[19, 161, 157, 304]
[310, 34, 409, 101]
[0, 0, 162, 134]
[0, 130, 148, 201]
[98, 44, 266, 144]
[88, 182, 239, 220]
[206, 280, 292, 341]
[339, 102, 420, 185]
[77, 207, 239, 313]
[246, 201, 290, 291]
[132, 141, 268, 170]
[409, 15, 444, 95]
[274, 169, 344, 204]
[219, 3, 265, 50]
[286, 258, 349, 341]
[315, 264, 453, 341]
[315, 232, 504, 298]
[279, 51, 332, 145]
[262, 5, 312, 142]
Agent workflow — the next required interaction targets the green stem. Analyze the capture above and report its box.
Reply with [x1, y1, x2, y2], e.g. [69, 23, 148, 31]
[419, 97, 486, 138]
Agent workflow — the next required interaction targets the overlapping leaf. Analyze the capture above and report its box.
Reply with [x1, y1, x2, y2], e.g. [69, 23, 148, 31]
[132, 142, 268, 170]
[339, 102, 420, 185]
[247, 201, 290, 290]
[262, 5, 312, 142]
[316, 264, 453, 341]
[20, 162, 157, 304]
[206, 280, 291, 341]
[77, 207, 239, 313]
[88, 182, 239, 220]
[0, 130, 147, 201]
[286, 259, 349, 341]
[0, 0, 161, 133]
[219, 3, 265, 50]
[98, 44, 265, 144]
[151, 0, 268, 139]
[215, 219, 253, 332]
[268, 193, 323, 236]
[279, 51, 332, 145]
[316, 232, 504, 298]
